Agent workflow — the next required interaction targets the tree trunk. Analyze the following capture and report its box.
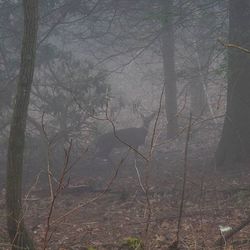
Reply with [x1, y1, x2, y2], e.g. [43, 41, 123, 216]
[6, 1, 38, 249]
[216, 0, 250, 168]
[161, 0, 178, 139]
[190, 74, 207, 117]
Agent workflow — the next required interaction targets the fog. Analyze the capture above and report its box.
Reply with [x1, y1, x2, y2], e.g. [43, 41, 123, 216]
[1, 1, 250, 249]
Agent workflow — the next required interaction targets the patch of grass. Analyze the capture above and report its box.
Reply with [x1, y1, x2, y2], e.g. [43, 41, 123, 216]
[121, 236, 143, 250]
[87, 247, 96, 250]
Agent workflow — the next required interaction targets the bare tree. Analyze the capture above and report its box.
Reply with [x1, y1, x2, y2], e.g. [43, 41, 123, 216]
[6, 0, 39, 249]
[216, 0, 250, 168]
[161, 0, 178, 139]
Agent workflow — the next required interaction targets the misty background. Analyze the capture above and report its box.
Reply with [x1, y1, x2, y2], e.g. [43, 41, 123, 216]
[2, 0, 250, 249]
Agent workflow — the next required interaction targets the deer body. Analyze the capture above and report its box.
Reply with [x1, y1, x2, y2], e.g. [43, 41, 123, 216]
[95, 113, 154, 161]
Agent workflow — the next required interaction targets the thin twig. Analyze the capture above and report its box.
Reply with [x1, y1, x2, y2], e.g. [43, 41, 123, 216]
[43, 140, 73, 250]
[51, 150, 129, 226]
[134, 157, 146, 193]
[218, 38, 250, 54]
[176, 113, 192, 245]
[143, 84, 164, 249]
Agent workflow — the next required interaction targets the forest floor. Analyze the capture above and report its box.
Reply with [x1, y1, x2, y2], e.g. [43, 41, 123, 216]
[1, 141, 250, 250]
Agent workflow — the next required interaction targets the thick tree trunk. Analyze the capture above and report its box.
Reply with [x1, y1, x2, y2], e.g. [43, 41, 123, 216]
[6, 1, 38, 249]
[161, 0, 178, 139]
[216, 0, 250, 168]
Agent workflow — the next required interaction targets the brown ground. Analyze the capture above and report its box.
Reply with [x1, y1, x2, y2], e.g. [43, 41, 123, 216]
[1, 143, 250, 250]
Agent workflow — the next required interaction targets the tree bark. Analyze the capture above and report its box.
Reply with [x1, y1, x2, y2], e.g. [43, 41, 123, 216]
[161, 0, 178, 139]
[216, 0, 250, 168]
[6, 1, 39, 249]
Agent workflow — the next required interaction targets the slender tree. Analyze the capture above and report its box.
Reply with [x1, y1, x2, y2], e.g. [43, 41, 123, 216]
[216, 0, 250, 168]
[187, 0, 220, 118]
[6, 0, 39, 249]
[161, 0, 178, 139]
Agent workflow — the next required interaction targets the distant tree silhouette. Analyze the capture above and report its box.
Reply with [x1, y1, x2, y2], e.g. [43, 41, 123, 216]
[216, 0, 250, 168]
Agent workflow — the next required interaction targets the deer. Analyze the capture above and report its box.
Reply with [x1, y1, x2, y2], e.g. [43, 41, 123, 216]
[94, 113, 155, 163]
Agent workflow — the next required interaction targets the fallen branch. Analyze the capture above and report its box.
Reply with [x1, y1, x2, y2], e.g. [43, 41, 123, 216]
[215, 216, 250, 247]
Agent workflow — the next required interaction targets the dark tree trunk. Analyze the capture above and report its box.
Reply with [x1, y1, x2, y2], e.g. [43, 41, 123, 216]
[6, 0, 38, 249]
[161, 0, 178, 139]
[216, 0, 250, 168]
